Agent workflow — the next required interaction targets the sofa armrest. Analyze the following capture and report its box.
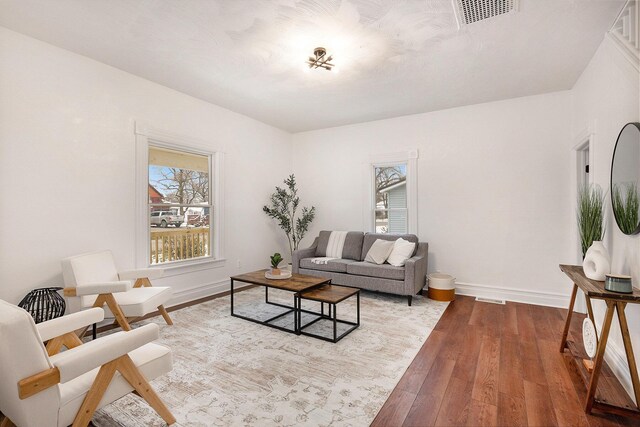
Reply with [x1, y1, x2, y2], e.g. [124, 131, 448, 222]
[404, 242, 429, 295]
[292, 237, 318, 273]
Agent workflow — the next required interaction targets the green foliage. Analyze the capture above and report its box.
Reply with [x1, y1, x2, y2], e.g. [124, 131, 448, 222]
[577, 184, 605, 258]
[270, 252, 283, 269]
[612, 182, 639, 235]
[263, 175, 316, 258]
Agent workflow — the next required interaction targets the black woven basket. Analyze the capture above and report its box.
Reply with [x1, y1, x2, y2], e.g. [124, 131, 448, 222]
[18, 287, 66, 324]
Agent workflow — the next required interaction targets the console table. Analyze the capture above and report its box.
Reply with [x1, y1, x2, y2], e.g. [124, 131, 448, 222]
[559, 264, 640, 418]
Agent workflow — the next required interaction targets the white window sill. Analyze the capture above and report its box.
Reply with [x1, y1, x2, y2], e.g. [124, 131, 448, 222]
[148, 257, 226, 277]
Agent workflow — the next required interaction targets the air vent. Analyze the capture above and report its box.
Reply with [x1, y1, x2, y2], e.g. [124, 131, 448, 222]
[454, 0, 518, 26]
[475, 297, 506, 305]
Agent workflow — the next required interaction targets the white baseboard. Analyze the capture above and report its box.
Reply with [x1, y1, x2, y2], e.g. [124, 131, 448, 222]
[455, 281, 570, 308]
[167, 278, 230, 307]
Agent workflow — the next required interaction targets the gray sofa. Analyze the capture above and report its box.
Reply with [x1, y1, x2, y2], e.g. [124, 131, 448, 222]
[292, 231, 428, 306]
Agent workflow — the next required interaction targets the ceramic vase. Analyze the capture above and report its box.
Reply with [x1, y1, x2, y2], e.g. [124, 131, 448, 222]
[582, 241, 611, 281]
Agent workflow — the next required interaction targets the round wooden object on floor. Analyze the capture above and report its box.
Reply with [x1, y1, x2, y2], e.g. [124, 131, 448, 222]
[427, 273, 456, 302]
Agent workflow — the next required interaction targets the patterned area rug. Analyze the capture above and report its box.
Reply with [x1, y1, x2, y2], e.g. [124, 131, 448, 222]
[94, 287, 448, 427]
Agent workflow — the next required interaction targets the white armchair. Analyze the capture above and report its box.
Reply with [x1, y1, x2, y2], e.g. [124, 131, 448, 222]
[61, 250, 173, 332]
[0, 300, 175, 427]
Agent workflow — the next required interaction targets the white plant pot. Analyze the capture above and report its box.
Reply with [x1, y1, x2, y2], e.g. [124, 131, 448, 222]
[582, 241, 611, 281]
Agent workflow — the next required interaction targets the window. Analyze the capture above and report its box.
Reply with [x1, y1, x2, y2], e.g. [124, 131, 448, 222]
[135, 123, 224, 270]
[368, 150, 418, 234]
[374, 164, 408, 233]
[147, 146, 213, 265]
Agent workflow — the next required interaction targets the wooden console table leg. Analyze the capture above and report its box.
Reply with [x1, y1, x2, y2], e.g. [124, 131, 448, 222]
[560, 283, 579, 352]
[585, 296, 599, 343]
[585, 300, 616, 414]
[616, 302, 640, 408]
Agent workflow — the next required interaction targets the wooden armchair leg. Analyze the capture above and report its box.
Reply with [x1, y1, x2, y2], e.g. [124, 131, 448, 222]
[118, 355, 176, 424]
[1, 417, 16, 427]
[72, 359, 118, 427]
[46, 332, 84, 356]
[158, 305, 173, 326]
[72, 354, 176, 426]
[134, 278, 152, 288]
[94, 294, 132, 331]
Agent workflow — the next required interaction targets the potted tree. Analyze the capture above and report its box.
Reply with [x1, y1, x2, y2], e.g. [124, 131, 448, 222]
[263, 174, 316, 261]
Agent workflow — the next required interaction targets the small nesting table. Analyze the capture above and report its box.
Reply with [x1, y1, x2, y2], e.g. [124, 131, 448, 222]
[297, 284, 360, 343]
[230, 270, 330, 334]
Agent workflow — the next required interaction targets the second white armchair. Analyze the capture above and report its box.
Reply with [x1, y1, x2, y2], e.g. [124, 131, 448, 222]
[61, 250, 173, 332]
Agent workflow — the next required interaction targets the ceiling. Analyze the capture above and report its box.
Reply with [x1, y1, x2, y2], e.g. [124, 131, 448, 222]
[0, 0, 625, 132]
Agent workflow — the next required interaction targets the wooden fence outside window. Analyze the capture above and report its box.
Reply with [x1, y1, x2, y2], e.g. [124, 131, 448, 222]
[150, 227, 210, 264]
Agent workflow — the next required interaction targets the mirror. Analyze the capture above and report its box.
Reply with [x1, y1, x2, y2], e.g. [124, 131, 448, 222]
[611, 122, 640, 235]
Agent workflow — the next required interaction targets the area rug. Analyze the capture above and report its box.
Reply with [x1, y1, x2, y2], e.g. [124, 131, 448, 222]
[93, 287, 449, 427]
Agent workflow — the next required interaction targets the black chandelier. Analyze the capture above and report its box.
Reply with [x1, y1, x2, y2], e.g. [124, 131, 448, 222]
[306, 47, 334, 71]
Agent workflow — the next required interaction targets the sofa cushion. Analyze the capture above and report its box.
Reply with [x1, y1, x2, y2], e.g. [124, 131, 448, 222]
[361, 233, 418, 261]
[315, 231, 364, 261]
[387, 238, 416, 267]
[347, 262, 406, 281]
[300, 258, 357, 273]
[364, 239, 395, 265]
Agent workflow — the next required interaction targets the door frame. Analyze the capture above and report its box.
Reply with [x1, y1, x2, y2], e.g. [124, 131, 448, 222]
[571, 126, 596, 314]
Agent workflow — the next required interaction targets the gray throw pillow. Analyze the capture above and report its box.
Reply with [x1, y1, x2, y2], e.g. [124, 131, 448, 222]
[364, 239, 395, 265]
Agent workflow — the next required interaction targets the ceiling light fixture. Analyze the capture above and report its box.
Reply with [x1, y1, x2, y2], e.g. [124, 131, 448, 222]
[306, 47, 334, 71]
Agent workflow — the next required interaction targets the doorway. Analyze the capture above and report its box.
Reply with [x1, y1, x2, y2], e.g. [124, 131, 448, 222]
[572, 136, 593, 314]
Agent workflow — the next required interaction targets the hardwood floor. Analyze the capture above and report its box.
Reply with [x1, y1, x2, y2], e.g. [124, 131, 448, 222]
[372, 295, 637, 427]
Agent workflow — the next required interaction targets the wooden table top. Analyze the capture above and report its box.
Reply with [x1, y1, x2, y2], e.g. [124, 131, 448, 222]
[559, 264, 640, 302]
[299, 284, 359, 304]
[230, 269, 330, 292]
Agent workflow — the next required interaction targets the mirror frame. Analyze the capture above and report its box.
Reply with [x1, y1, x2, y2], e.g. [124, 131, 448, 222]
[610, 122, 640, 235]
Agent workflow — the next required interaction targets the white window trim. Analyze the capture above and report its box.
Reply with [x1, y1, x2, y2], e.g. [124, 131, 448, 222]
[134, 122, 225, 275]
[364, 150, 418, 234]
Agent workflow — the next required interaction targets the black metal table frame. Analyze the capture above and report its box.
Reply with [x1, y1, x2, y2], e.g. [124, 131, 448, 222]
[229, 277, 330, 335]
[296, 290, 360, 343]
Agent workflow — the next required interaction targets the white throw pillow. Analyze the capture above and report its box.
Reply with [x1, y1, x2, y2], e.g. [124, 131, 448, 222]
[364, 239, 395, 265]
[387, 238, 416, 267]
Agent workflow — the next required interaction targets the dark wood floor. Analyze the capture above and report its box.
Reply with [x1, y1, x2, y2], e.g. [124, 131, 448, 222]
[372, 295, 637, 427]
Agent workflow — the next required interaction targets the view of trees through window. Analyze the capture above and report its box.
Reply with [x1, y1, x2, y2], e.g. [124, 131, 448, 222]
[148, 146, 212, 264]
[374, 164, 407, 233]
[150, 166, 209, 210]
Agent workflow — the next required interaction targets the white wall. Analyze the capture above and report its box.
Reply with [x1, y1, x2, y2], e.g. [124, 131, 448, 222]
[571, 35, 640, 401]
[293, 90, 574, 306]
[0, 27, 292, 305]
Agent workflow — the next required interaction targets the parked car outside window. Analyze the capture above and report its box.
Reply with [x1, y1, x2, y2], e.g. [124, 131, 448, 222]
[150, 211, 184, 228]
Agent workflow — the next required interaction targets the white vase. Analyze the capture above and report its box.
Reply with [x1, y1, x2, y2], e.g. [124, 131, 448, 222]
[582, 241, 611, 281]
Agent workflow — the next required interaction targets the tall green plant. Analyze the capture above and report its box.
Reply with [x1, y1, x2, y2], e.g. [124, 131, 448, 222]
[612, 182, 639, 234]
[263, 175, 316, 258]
[577, 184, 605, 258]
